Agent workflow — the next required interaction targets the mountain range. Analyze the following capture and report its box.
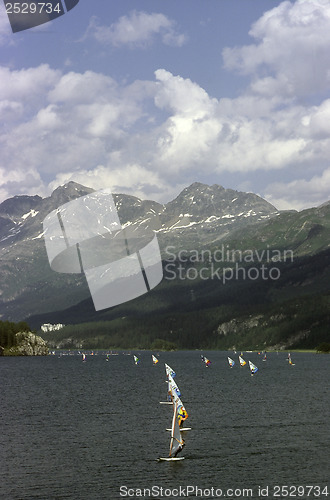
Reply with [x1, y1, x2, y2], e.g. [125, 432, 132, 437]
[0, 181, 329, 351]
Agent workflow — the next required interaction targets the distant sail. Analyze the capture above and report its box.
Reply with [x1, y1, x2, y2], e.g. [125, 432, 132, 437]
[152, 355, 159, 365]
[263, 352, 267, 362]
[288, 353, 295, 366]
[201, 355, 211, 367]
[82, 353, 86, 362]
[228, 357, 235, 367]
[239, 356, 246, 366]
[134, 355, 140, 365]
[249, 360, 258, 375]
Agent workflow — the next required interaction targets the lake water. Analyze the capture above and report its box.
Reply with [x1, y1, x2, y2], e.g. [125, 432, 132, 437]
[1, 351, 329, 499]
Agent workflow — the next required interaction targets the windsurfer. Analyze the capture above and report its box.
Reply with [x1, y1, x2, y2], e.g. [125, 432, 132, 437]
[174, 440, 185, 457]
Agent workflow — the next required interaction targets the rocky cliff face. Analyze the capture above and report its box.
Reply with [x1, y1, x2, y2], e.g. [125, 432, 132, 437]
[7, 332, 49, 355]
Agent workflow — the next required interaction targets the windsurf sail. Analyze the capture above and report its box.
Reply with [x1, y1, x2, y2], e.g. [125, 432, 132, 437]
[165, 363, 176, 378]
[152, 355, 159, 365]
[249, 360, 258, 375]
[288, 353, 295, 366]
[160, 364, 176, 404]
[201, 355, 211, 367]
[168, 373, 181, 399]
[82, 353, 86, 362]
[168, 376, 188, 425]
[239, 355, 246, 366]
[171, 394, 188, 426]
[169, 402, 185, 458]
[228, 356, 235, 367]
[263, 352, 267, 362]
[134, 355, 140, 365]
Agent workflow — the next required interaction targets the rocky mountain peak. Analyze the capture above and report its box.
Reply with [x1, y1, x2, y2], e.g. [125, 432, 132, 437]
[0, 194, 42, 218]
[49, 181, 95, 205]
[163, 181, 277, 220]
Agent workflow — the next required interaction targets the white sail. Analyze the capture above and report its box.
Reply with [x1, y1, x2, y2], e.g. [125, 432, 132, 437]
[249, 360, 258, 375]
[228, 356, 235, 367]
[288, 353, 295, 366]
[165, 363, 176, 378]
[152, 354, 159, 365]
[201, 355, 211, 367]
[238, 355, 246, 366]
[160, 364, 175, 404]
[168, 373, 181, 398]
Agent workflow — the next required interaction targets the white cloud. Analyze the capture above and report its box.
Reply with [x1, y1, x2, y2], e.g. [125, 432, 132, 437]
[264, 168, 330, 210]
[48, 164, 183, 205]
[0, 165, 46, 201]
[1, 61, 330, 210]
[223, 0, 330, 98]
[0, 64, 59, 102]
[86, 11, 187, 48]
[151, 70, 312, 174]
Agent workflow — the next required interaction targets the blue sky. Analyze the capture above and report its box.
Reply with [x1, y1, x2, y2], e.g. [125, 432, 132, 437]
[1, 0, 330, 210]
